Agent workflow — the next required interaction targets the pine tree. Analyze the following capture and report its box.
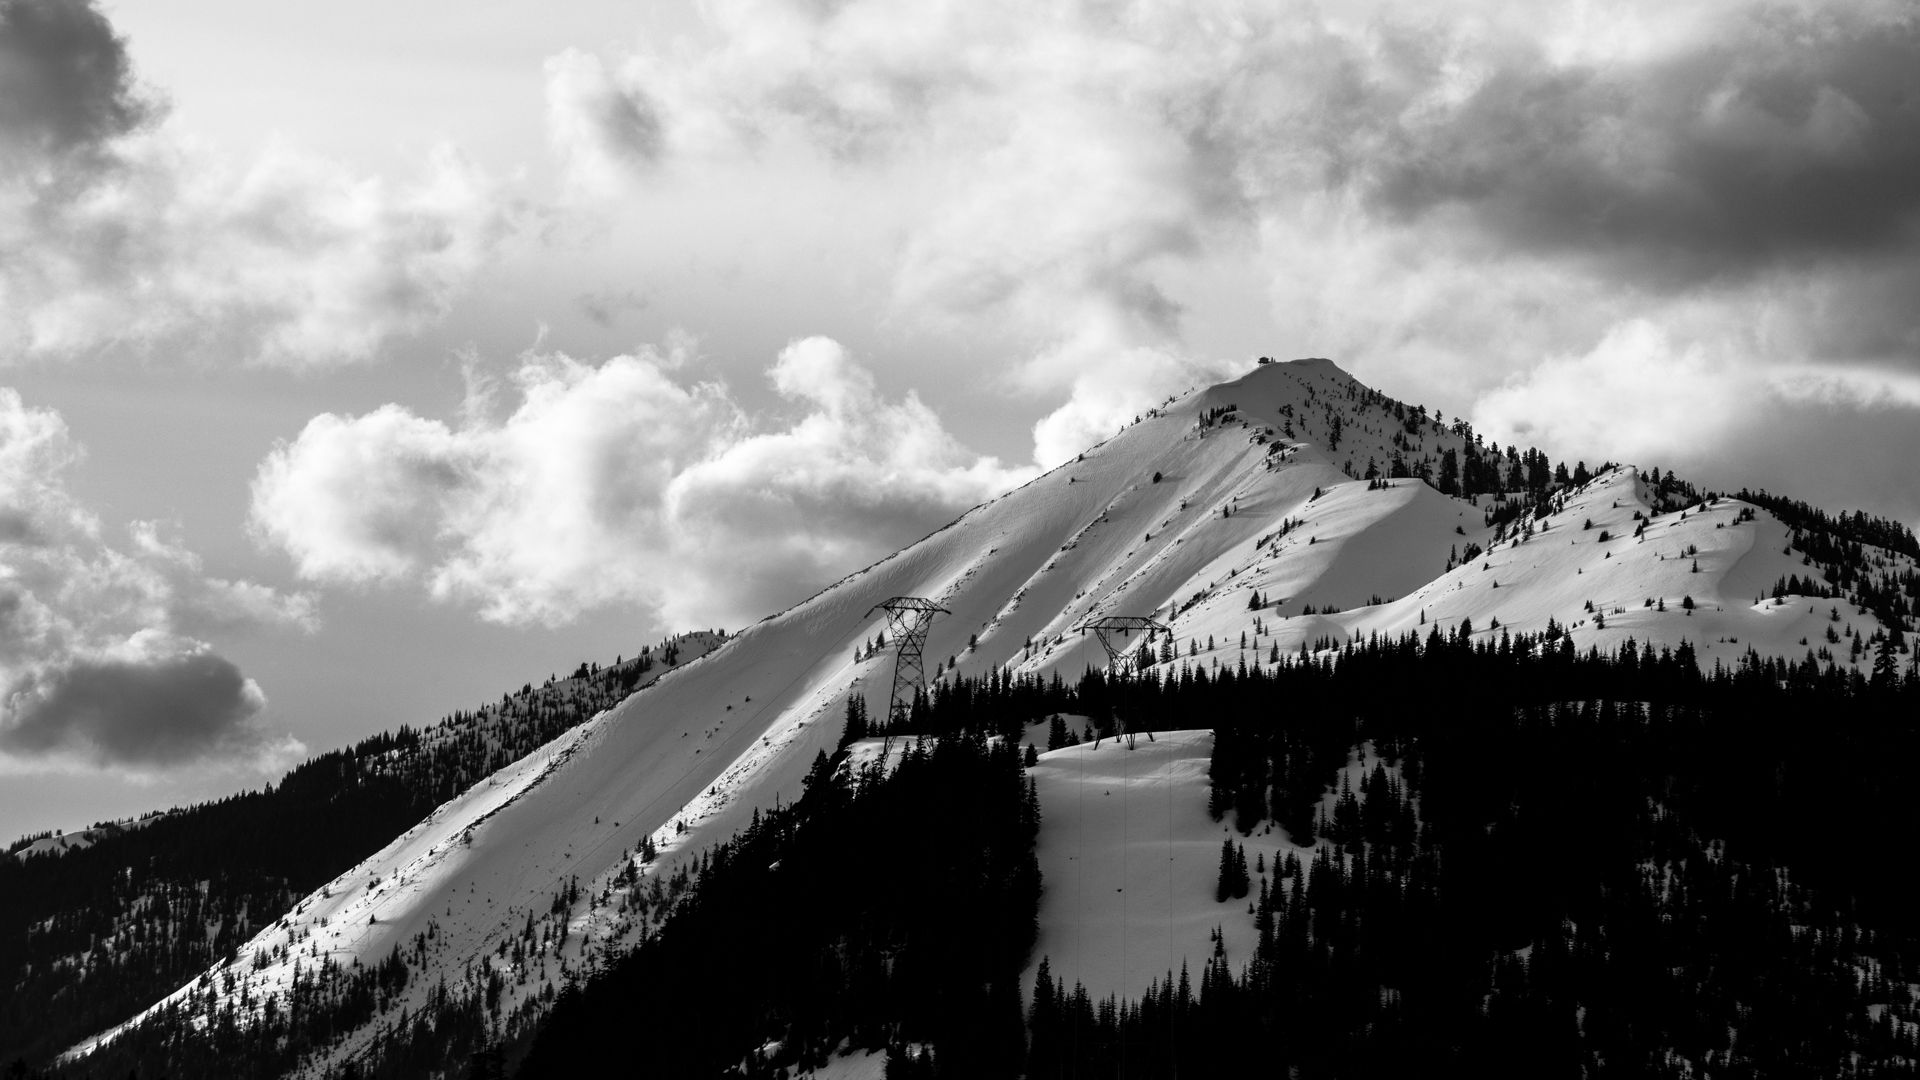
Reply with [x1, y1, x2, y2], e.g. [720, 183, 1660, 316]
[1873, 634, 1900, 686]
[840, 695, 868, 748]
[1046, 715, 1071, 751]
[802, 750, 837, 805]
[1028, 957, 1060, 1074]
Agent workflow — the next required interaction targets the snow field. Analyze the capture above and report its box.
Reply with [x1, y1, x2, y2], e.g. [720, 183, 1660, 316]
[1025, 731, 1293, 1008]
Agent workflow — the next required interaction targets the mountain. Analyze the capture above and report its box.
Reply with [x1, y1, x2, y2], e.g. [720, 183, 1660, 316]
[33, 358, 1920, 1077]
[0, 632, 723, 1070]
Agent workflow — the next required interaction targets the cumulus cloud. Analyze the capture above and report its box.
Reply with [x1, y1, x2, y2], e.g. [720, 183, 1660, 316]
[250, 337, 1031, 629]
[0, 388, 308, 771]
[0, 0, 511, 368]
[1472, 319, 1920, 523]
[542, 0, 1920, 521]
[540, 0, 1261, 464]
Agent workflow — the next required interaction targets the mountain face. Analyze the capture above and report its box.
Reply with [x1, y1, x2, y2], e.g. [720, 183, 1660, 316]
[42, 359, 1919, 1076]
[0, 633, 722, 1071]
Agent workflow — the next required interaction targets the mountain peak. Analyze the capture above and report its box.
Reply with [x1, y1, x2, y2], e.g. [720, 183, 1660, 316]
[56, 352, 1919, 1076]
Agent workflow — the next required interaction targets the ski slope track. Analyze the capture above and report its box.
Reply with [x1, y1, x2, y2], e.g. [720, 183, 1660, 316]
[67, 359, 1913, 1071]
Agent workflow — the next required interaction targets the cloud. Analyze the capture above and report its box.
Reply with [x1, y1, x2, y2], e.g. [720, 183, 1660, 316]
[540, 0, 1920, 523]
[250, 336, 1032, 629]
[0, 388, 308, 771]
[0, 0, 152, 167]
[1472, 319, 1920, 527]
[0, 632, 269, 768]
[540, 0, 1263, 464]
[0, 0, 512, 368]
[1025, 327, 1229, 469]
[575, 287, 649, 327]
[125, 519, 319, 637]
[1364, 7, 1920, 283]
[545, 50, 667, 196]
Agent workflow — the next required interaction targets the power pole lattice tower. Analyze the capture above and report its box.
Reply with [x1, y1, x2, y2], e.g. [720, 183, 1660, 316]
[867, 597, 949, 741]
[1076, 615, 1171, 748]
[1077, 615, 1172, 672]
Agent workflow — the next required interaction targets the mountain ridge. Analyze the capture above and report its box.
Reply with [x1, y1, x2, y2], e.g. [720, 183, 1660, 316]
[36, 357, 1919, 1076]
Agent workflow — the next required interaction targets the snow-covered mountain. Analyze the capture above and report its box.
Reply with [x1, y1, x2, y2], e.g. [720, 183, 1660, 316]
[65, 358, 1915, 1073]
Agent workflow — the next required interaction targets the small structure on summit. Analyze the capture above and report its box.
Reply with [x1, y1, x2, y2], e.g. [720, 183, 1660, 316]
[866, 597, 949, 730]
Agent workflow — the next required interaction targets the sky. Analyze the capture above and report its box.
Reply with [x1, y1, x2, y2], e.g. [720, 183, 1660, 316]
[2, 0, 1918, 840]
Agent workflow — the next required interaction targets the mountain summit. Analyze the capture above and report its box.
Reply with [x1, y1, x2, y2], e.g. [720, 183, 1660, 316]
[59, 358, 1918, 1075]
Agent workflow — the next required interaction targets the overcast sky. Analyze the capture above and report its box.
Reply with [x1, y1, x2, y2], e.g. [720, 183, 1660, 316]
[3, 0, 1917, 839]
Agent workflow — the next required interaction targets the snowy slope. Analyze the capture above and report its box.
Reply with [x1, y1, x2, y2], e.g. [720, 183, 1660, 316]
[68, 358, 1911, 1071]
[1152, 465, 1900, 683]
[1023, 732, 1425, 1010]
[1024, 732, 1279, 1005]
[6, 815, 167, 862]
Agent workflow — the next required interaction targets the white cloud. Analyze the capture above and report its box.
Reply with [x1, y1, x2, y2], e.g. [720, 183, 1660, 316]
[1472, 320, 1744, 467]
[249, 336, 1033, 629]
[0, 0, 513, 368]
[0, 388, 309, 771]
[539, 0, 1920, 525]
[1472, 319, 1920, 527]
[544, 49, 666, 198]
[1, 134, 511, 368]
[1025, 326, 1235, 468]
[539, 0, 1270, 465]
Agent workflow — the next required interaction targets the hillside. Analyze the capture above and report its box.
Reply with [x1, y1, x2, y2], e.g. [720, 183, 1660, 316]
[50, 358, 1918, 1076]
[0, 632, 721, 1070]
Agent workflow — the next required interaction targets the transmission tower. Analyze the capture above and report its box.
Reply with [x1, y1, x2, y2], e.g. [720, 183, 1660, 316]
[1075, 615, 1171, 748]
[1076, 615, 1172, 672]
[866, 597, 949, 731]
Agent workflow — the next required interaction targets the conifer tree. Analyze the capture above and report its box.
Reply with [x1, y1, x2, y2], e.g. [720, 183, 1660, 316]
[1215, 837, 1238, 903]
[840, 695, 868, 748]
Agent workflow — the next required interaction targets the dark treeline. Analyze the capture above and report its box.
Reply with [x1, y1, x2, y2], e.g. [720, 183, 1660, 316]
[895, 618, 1907, 747]
[1035, 639, 1917, 1077]
[0, 775, 423, 1070]
[1737, 488, 1920, 635]
[884, 628, 1918, 1075]
[1, 639, 704, 1072]
[1737, 488, 1920, 561]
[45, 919, 543, 1080]
[22, 627, 1920, 1077]
[45, 947, 421, 1080]
[518, 729, 1041, 1078]
[539, 626, 1915, 1077]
